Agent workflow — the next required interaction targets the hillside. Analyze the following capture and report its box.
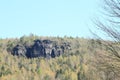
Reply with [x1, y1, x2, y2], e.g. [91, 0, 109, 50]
[0, 35, 119, 80]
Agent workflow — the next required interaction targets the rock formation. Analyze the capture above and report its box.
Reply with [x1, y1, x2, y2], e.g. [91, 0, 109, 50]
[11, 39, 71, 58]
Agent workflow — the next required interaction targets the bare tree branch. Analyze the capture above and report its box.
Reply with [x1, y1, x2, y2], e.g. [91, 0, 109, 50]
[93, 0, 120, 79]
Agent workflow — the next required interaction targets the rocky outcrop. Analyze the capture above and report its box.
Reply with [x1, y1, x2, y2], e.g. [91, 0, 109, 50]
[12, 44, 26, 57]
[11, 39, 71, 58]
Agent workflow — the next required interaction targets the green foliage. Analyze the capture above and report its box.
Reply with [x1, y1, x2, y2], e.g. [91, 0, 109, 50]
[0, 65, 12, 77]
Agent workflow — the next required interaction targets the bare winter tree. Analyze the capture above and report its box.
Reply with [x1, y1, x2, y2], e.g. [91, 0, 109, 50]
[96, 0, 120, 41]
[93, 0, 120, 79]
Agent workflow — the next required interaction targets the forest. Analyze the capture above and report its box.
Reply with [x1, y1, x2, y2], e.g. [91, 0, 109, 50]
[0, 35, 120, 80]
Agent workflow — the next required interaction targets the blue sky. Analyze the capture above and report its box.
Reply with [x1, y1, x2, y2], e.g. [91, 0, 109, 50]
[0, 0, 100, 38]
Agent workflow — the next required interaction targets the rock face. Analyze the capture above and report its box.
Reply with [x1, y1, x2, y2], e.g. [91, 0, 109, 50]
[11, 39, 71, 58]
[51, 45, 63, 58]
[30, 40, 46, 58]
[12, 44, 26, 57]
